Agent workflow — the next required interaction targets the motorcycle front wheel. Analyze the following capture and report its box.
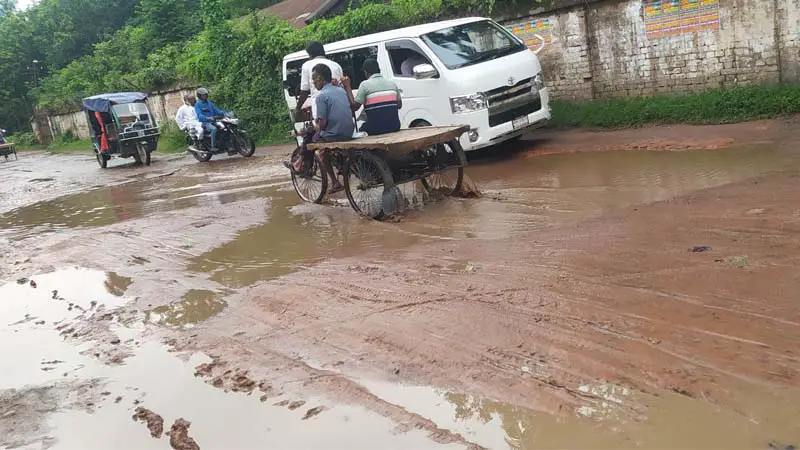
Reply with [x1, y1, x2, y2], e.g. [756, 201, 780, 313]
[192, 150, 212, 162]
[235, 132, 256, 157]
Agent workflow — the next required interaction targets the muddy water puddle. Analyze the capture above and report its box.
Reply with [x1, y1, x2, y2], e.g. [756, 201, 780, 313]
[0, 161, 287, 239]
[145, 289, 227, 328]
[186, 145, 799, 287]
[0, 271, 460, 449]
[355, 378, 800, 449]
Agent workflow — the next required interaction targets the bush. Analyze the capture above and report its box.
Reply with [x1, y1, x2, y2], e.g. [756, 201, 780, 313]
[10, 131, 39, 147]
[550, 83, 800, 129]
[158, 121, 189, 153]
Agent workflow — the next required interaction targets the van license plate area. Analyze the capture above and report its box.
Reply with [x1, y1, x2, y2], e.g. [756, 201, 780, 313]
[512, 116, 529, 130]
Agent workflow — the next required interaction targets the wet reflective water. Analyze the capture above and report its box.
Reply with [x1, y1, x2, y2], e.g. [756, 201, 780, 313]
[356, 378, 800, 449]
[188, 145, 800, 287]
[146, 289, 227, 328]
[0, 270, 461, 450]
[2, 146, 797, 289]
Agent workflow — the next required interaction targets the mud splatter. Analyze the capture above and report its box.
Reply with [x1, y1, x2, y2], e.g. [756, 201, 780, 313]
[168, 418, 200, 450]
[302, 406, 325, 420]
[132, 407, 164, 438]
[287, 400, 306, 410]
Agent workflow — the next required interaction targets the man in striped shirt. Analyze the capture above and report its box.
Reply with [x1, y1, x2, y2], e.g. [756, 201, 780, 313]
[342, 58, 402, 136]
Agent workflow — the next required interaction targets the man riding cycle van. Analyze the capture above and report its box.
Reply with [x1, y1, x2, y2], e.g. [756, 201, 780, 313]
[289, 63, 354, 194]
[282, 17, 552, 153]
[194, 87, 231, 151]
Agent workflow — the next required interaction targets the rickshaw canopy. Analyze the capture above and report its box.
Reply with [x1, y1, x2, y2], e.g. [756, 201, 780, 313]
[82, 92, 149, 113]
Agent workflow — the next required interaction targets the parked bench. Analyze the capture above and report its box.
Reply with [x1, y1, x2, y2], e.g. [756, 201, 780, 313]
[0, 142, 17, 161]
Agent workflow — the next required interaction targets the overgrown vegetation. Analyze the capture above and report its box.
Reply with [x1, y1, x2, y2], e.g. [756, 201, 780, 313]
[551, 83, 800, 129]
[0, 0, 281, 133]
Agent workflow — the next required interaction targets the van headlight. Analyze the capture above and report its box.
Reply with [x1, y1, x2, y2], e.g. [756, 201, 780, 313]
[450, 93, 488, 114]
[533, 73, 545, 91]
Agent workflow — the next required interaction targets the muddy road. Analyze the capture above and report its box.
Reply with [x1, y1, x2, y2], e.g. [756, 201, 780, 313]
[1, 120, 799, 449]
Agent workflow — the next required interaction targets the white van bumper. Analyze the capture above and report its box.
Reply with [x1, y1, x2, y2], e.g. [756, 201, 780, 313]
[458, 87, 552, 151]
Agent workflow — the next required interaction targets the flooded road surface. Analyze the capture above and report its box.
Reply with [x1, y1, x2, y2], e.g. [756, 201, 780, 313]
[2, 120, 800, 449]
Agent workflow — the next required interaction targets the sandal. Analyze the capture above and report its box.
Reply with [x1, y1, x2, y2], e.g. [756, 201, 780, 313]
[329, 184, 344, 194]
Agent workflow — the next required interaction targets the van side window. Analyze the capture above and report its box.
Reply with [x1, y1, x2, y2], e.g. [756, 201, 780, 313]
[327, 46, 378, 89]
[386, 40, 433, 78]
[284, 45, 379, 97]
[285, 59, 305, 98]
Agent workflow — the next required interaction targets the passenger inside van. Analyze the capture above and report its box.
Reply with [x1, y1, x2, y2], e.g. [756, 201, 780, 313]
[400, 52, 429, 76]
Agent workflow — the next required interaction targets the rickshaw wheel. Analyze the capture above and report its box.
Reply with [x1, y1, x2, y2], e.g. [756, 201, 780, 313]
[344, 150, 394, 220]
[421, 141, 464, 197]
[96, 151, 108, 169]
[137, 144, 151, 166]
[291, 151, 327, 204]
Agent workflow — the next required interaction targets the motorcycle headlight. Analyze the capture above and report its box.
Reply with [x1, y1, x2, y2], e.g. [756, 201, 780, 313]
[450, 93, 488, 114]
[533, 73, 545, 91]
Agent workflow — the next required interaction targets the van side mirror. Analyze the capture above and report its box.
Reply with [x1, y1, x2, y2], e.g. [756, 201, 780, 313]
[413, 64, 438, 80]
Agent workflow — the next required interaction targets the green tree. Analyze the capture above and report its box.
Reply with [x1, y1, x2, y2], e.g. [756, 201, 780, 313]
[137, 0, 202, 47]
[0, 0, 15, 16]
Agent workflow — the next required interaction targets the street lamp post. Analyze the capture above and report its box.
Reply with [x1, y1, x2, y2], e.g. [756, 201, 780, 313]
[31, 60, 39, 86]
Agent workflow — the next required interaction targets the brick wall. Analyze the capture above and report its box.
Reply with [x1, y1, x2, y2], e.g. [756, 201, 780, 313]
[502, 0, 798, 100]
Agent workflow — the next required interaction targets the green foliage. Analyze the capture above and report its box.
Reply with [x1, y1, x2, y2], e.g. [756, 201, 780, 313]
[158, 120, 190, 153]
[137, 0, 202, 47]
[9, 131, 39, 147]
[0, 0, 139, 130]
[550, 84, 800, 129]
[47, 137, 92, 152]
[0, 0, 14, 16]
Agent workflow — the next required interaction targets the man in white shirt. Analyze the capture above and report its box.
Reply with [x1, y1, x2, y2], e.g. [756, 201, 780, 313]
[295, 41, 344, 120]
[400, 52, 428, 77]
[175, 94, 203, 139]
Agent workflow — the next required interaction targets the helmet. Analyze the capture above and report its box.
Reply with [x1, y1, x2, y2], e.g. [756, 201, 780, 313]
[196, 87, 209, 97]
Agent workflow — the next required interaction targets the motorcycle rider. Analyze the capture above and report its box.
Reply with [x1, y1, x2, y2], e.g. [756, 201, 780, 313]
[194, 87, 230, 151]
[175, 94, 203, 141]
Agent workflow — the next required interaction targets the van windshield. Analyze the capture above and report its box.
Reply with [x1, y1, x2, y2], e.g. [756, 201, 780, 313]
[420, 20, 526, 70]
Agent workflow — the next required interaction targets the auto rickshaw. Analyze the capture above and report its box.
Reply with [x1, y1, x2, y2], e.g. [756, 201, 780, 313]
[82, 92, 160, 168]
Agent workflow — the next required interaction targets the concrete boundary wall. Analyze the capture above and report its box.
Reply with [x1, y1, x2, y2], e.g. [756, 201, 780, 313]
[501, 0, 800, 100]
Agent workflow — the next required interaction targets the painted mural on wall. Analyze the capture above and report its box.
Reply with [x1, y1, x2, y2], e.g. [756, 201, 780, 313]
[643, 0, 720, 38]
[507, 18, 553, 52]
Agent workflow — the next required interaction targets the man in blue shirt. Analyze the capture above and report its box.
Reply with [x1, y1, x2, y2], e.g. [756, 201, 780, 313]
[194, 87, 229, 151]
[289, 64, 354, 193]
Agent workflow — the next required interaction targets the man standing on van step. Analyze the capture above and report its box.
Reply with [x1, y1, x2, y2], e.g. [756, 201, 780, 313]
[342, 58, 402, 136]
[295, 41, 344, 121]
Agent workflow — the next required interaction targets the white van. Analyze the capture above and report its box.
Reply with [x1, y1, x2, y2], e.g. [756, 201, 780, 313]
[282, 17, 551, 151]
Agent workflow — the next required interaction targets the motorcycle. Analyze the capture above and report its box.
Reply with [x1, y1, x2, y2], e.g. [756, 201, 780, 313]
[186, 114, 256, 162]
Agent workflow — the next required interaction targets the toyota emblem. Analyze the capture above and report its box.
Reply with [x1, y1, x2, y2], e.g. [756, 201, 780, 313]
[507, 77, 516, 86]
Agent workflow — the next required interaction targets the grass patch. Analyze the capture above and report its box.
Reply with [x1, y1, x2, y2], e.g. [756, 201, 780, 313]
[550, 83, 800, 129]
[47, 138, 93, 153]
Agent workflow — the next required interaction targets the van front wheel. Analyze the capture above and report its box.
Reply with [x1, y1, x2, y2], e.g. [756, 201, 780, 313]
[410, 120, 431, 128]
